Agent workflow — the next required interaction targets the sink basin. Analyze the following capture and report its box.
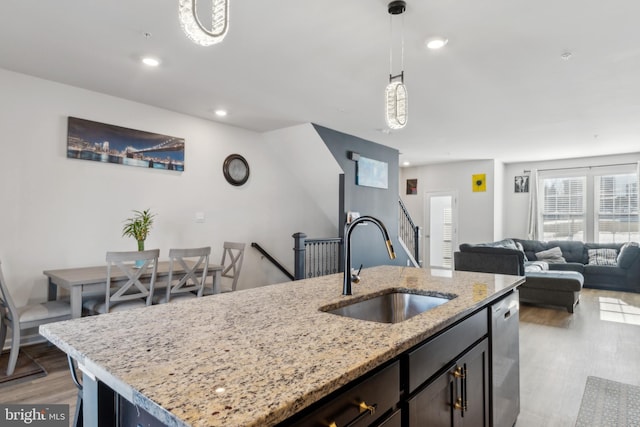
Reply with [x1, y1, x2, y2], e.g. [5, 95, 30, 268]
[322, 291, 455, 324]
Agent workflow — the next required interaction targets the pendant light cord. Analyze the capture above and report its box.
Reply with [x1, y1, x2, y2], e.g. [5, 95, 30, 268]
[401, 12, 405, 72]
[389, 8, 406, 80]
[389, 14, 393, 77]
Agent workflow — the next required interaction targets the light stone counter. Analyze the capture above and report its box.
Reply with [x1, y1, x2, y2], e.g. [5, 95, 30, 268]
[40, 265, 523, 427]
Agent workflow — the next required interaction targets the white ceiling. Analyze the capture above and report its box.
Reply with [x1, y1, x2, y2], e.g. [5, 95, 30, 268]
[2, 0, 639, 166]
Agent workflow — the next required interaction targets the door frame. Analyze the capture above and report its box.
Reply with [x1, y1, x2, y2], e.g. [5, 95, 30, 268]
[424, 191, 458, 269]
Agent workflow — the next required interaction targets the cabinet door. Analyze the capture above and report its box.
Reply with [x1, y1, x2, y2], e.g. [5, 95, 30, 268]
[408, 363, 456, 427]
[407, 338, 489, 427]
[378, 409, 401, 427]
[456, 338, 489, 427]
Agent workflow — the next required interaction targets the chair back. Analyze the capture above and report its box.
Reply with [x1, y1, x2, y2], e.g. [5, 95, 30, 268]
[105, 249, 159, 312]
[0, 261, 18, 322]
[221, 242, 245, 292]
[165, 247, 211, 301]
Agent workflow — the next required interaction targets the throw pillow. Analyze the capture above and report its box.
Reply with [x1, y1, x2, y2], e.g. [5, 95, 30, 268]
[515, 241, 529, 261]
[535, 246, 566, 264]
[588, 248, 618, 266]
[616, 242, 640, 268]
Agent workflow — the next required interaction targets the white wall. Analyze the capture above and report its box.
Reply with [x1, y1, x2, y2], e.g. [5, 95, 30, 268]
[400, 153, 640, 254]
[493, 160, 505, 241]
[263, 124, 342, 232]
[503, 152, 640, 239]
[0, 69, 338, 306]
[400, 159, 497, 247]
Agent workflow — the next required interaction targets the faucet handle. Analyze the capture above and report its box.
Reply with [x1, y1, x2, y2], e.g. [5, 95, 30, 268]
[351, 264, 363, 284]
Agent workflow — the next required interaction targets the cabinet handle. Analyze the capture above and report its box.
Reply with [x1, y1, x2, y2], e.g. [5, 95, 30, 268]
[453, 397, 464, 411]
[451, 366, 468, 415]
[328, 401, 377, 427]
[453, 366, 465, 379]
[460, 366, 468, 415]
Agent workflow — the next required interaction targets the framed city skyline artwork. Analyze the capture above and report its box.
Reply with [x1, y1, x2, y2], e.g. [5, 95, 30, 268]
[67, 117, 185, 171]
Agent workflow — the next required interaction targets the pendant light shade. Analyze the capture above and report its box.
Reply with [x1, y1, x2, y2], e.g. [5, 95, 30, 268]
[385, 1, 408, 130]
[179, 0, 229, 46]
[386, 77, 408, 129]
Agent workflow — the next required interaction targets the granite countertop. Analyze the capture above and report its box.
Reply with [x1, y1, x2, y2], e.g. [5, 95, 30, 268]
[40, 265, 523, 427]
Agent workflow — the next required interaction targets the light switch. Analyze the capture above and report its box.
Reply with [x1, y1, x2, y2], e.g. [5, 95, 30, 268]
[195, 212, 205, 223]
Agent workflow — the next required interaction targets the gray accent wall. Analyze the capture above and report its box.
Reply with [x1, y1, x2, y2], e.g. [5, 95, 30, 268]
[313, 124, 408, 269]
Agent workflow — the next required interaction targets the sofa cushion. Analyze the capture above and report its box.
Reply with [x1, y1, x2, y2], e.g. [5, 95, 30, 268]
[459, 242, 524, 259]
[583, 264, 626, 277]
[524, 271, 584, 291]
[548, 240, 585, 263]
[588, 248, 618, 266]
[535, 247, 566, 264]
[513, 239, 549, 262]
[524, 261, 548, 272]
[617, 242, 640, 268]
[548, 262, 585, 274]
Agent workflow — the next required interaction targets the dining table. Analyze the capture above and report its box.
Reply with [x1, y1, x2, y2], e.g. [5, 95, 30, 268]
[43, 261, 223, 318]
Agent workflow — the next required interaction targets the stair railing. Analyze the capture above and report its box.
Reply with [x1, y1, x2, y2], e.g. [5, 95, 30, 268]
[251, 243, 295, 281]
[399, 199, 421, 266]
[293, 233, 342, 280]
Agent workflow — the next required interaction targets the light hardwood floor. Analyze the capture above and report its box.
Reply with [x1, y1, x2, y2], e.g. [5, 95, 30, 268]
[0, 288, 638, 427]
[517, 288, 640, 427]
[0, 343, 77, 426]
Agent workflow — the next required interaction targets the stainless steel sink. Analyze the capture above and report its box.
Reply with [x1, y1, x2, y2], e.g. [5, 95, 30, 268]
[322, 291, 455, 324]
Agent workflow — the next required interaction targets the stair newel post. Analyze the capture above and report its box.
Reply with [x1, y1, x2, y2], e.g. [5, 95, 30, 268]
[293, 232, 307, 280]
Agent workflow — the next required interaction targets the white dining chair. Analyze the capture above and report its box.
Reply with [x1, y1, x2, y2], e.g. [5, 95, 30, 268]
[0, 260, 71, 376]
[154, 247, 210, 304]
[83, 249, 159, 314]
[219, 242, 245, 293]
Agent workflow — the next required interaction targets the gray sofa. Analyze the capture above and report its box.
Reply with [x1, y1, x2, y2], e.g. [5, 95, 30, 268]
[454, 238, 640, 293]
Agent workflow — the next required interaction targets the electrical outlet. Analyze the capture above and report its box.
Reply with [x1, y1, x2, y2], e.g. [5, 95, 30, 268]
[195, 212, 205, 223]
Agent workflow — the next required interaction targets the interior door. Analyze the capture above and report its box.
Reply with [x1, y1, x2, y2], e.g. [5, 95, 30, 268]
[425, 192, 458, 269]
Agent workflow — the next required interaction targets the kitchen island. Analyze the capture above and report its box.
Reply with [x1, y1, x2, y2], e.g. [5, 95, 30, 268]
[40, 265, 524, 427]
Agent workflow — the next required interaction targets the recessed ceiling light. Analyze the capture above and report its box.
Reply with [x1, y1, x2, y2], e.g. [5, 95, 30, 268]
[403, 161, 411, 166]
[214, 110, 228, 117]
[142, 57, 160, 67]
[426, 37, 448, 50]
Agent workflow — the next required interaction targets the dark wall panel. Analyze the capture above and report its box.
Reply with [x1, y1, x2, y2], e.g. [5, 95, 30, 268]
[313, 124, 408, 269]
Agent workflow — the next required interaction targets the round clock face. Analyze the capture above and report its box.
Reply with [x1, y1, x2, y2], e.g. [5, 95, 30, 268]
[223, 154, 249, 186]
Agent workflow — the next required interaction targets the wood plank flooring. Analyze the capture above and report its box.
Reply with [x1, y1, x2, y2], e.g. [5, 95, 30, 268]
[517, 288, 640, 427]
[0, 343, 77, 426]
[0, 288, 637, 427]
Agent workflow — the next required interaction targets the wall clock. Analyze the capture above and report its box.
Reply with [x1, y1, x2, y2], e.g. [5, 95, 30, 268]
[223, 154, 250, 186]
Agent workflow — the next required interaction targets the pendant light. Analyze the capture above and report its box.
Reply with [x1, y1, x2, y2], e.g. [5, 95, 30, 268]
[385, 1, 408, 130]
[179, 0, 229, 46]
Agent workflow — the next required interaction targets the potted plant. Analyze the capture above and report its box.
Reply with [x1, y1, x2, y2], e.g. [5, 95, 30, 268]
[122, 209, 155, 252]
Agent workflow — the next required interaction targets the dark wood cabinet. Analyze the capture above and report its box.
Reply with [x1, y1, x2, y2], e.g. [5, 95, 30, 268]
[284, 361, 400, 427]
[408, 338, 489, 427]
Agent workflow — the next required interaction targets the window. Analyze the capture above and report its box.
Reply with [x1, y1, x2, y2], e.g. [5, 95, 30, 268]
[541, 176, 586, 241]
[595, 173, 639, 243]
[537, 165, 639, 243]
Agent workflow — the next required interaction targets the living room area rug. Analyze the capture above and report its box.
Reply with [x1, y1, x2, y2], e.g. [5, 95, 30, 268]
[0, 350, 47, 385]
[575, 376, 640, 426]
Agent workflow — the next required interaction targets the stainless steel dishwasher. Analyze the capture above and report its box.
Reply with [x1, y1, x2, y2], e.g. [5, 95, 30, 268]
[491, 290, 520, 427]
